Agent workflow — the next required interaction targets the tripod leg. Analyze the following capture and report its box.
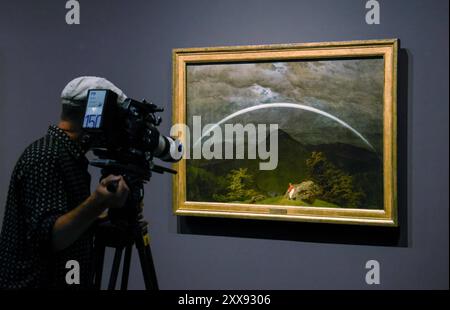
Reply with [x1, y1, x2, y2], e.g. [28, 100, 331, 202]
[93, 243, 106, 290]
[120, 245, 132, 290]
[134, 229, 159, 290]
[108, 247, 123, 290]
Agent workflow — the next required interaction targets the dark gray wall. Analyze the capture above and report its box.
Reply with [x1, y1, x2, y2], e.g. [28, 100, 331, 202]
[0, 0, 448, 289]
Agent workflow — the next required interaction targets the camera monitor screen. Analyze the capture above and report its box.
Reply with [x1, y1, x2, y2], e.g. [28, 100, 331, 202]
[83, 90, 107, 129]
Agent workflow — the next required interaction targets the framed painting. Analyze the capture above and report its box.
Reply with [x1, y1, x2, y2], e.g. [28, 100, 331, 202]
[172, 39, 398, 226]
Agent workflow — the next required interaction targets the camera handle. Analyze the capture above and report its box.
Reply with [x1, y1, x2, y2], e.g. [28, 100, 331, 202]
[103, 163, 176, 193]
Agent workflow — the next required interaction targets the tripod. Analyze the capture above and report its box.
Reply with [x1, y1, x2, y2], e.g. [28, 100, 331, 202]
[89, 156, 176, 290]
[92, 211, 158, 290]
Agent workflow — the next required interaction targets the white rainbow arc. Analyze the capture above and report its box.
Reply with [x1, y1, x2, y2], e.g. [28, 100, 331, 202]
[193, 102, 375, 151]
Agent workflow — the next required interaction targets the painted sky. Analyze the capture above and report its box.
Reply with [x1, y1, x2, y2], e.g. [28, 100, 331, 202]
[186, 58, 384, 153]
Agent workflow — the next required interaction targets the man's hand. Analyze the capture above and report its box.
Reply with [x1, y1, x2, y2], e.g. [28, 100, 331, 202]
[92, 175, 129, 210]
[52, 175, 129, 252]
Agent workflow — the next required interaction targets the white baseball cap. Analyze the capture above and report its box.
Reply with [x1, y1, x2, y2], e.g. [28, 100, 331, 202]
[61, 76, 128, 106]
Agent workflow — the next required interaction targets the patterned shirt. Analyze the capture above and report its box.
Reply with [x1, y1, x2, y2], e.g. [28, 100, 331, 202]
[0, 126, 94, 289]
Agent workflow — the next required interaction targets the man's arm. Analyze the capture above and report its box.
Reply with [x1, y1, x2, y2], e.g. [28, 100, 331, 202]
[52, 175, 129, 252]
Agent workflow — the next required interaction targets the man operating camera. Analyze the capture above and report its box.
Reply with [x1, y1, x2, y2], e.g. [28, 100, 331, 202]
[0, 76, 133, 289]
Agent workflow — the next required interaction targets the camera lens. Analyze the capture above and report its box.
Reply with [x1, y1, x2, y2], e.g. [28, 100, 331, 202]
[154, 135, 182, 162]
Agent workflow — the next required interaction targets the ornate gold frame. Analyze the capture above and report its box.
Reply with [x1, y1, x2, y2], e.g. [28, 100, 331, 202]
[172, 39, 398, 226]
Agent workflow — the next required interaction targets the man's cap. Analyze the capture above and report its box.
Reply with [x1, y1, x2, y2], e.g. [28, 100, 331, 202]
[61, 76, 127, 107]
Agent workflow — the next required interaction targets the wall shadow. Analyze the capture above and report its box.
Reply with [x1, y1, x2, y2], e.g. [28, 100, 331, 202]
[0, 51, 6, 221]
[178, 47, 410, 247]
[0, 51, 5, 162]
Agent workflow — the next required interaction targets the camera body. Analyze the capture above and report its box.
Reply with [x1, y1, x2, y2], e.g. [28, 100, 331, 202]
[82, 89, 182, 166]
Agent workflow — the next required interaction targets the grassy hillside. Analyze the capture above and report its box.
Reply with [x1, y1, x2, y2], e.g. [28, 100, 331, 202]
[186, 129, 383, 209]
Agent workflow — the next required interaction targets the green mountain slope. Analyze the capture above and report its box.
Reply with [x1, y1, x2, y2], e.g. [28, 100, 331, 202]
[186, 129, 383, 209]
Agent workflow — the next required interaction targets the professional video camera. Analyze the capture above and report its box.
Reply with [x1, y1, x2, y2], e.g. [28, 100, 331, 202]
[81, 89, 182, 290]
[82, 89, 182, 167]
[82, 88, 182, 222]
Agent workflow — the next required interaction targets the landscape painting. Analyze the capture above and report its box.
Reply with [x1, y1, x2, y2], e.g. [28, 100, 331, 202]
[173, 40, 398, 226]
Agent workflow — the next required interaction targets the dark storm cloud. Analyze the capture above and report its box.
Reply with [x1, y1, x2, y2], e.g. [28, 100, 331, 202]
[186, 58, 384, 152]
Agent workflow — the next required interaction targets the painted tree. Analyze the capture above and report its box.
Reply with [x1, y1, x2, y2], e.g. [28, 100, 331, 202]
[223, 168, 259, 202]
[306, 152, 365, 208]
